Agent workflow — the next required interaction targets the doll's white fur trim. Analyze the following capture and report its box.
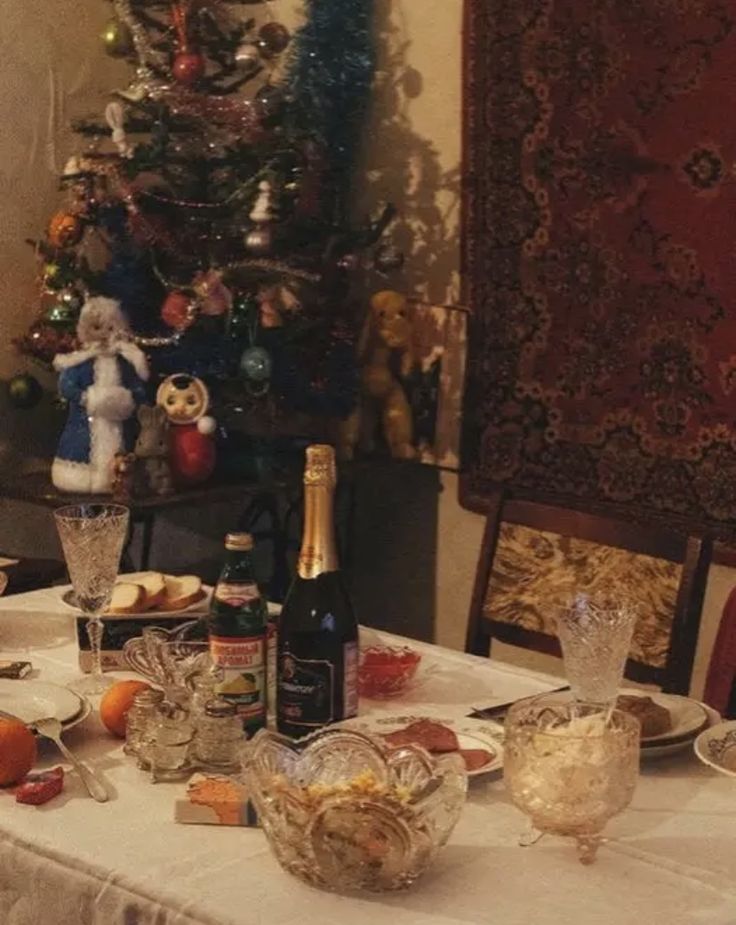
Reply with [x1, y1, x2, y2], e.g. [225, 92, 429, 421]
[52, 459, 95, 493]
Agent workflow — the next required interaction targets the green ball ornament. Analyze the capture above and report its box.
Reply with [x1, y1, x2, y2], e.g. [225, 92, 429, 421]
[8, 373, 43, 410]
[102, 18, 134, 58]
[240, 346, 272, 382]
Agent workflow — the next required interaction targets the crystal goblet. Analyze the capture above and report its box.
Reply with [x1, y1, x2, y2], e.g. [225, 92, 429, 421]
[157, 640, 213, 707]
[54, 503, 129, 695]
[555, 587, 639, 706]
[504, 700, 640, 863]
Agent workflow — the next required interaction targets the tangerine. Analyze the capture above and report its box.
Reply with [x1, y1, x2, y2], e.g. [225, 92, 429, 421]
[0, 717, 37, 786]
[100, 680, 152, 738]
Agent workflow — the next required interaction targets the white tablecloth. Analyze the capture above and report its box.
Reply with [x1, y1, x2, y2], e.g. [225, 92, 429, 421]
[1, 588, 735, 925]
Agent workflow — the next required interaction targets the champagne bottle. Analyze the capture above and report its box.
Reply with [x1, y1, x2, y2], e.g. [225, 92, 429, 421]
[208, 532, 267, 737]
[276, 444, 358, 738]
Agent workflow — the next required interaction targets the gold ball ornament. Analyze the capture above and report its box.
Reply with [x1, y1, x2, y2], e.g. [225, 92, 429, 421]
[102, 18, 134, 58]
[48, 211, 83, 249]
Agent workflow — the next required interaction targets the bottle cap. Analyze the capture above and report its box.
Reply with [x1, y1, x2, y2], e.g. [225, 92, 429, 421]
[225, 532, 254, 551]
[204, 698, 238, 718]
[303, 444, 336, 487]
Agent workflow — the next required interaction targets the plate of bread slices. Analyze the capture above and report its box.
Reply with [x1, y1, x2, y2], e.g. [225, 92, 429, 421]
[62, 571, 208, 616]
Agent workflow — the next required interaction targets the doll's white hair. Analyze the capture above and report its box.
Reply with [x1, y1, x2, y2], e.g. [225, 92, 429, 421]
[76, 296, 131, 344]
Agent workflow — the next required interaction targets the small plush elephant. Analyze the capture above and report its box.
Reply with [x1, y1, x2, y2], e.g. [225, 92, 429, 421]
[134, 405, 173, 496]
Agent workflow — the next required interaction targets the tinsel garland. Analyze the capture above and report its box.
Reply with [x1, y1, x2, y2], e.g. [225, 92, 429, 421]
[284, 0, 375, 223]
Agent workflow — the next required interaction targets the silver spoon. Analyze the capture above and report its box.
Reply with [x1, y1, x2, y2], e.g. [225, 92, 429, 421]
[33, 716, 109, 803]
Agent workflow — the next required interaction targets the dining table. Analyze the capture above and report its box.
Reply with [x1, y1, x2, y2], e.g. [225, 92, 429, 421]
[0, 585, 735, 925]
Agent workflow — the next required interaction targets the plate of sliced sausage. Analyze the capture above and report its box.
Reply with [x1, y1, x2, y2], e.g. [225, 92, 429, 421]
[340, 711, 504, 777]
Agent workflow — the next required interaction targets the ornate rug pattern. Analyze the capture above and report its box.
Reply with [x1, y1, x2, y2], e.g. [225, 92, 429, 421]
[462, 0, 736, 534]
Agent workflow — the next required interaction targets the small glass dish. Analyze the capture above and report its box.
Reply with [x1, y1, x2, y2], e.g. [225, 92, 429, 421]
[358, 645, 422, 699]
[242, 726, 467, 892]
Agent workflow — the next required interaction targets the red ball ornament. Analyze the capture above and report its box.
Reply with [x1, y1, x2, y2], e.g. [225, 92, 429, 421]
[172, 50, 206, 86]
[161, 291, 196, 330]
[48, 211, 83, 249]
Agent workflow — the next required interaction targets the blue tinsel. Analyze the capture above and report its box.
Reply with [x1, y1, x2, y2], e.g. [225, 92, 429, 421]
[284, 0, 375, 213]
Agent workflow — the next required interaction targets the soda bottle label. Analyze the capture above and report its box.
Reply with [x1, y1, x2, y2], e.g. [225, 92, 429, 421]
[277, 651, 334, 728]
[210, 634, 266, 722]
[213, 581, 260, 608]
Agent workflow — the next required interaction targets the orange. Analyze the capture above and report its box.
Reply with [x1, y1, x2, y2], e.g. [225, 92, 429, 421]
[0, 717, 36, 786]
[100, 680, 152, 738]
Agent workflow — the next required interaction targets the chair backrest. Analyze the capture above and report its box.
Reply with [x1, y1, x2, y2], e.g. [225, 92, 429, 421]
[465, 493, 712, 694]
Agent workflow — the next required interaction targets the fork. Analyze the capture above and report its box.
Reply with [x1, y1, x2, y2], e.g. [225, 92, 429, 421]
[33, 717, 109, 803]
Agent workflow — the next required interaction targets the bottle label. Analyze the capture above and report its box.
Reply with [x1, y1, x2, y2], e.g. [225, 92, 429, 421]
[277, 652, 334, 728]
[266, 620, 277, 723]
[343, 641, 358, 719]
[214, 581, 260, 608]
[210, 634, 265, 722]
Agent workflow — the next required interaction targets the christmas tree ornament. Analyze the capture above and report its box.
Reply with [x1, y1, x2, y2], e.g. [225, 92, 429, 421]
[257, 22, 290, 58]
[249, 180, 273, 223]
[105, 102, 133, 158]
[45, 298, 78, 330]
[161, 291, 198, 331]
[254, 83, 285, 125]
[193, 270, 233, 317]
[172, 50, 206, 86]
[239, 345, 272, 382]
[244, 225, 274, 255]
[102, 18, 134, 58]
[48, 211, 83, 249]
[156, 374, 216, 486]
[233, 42, 261, 74]
[7, 373, 43, 410]
[171, 2, 206, 87]
[52, 297, 149, 494]
[373, 243, 405, 272]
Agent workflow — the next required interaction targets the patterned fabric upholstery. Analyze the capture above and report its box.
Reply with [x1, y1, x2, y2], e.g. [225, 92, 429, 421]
[484, 524, 681, 668]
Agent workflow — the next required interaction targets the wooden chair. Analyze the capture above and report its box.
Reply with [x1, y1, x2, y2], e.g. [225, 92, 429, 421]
[465, 494, 712, 695]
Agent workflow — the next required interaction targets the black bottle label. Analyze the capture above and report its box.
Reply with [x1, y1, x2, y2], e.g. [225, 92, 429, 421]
[277, 652, 335, 728]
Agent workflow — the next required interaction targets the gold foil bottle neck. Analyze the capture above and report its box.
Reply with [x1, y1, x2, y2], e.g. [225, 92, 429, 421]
[303, 444, 336, 487]
[225, 532, 254, 552]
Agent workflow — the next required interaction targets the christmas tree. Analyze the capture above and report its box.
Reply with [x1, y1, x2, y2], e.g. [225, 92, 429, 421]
[13, 0, 395, 436]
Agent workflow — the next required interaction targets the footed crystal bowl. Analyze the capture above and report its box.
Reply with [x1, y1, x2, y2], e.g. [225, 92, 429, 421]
[242, 727, 467, 892]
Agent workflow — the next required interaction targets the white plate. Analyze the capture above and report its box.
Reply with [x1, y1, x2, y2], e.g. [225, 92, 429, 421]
[341, 708, 504, 778]
[532, 687, 709, 745]
[0, 679, 84, 725]
[61, 587, 210, 618]
[694, 720, 736, 778]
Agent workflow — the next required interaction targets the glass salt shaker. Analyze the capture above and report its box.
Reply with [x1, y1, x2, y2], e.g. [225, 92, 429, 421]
[124, 688, 165, 760]
[190, 670, 222, 726]
[192, 699, 244, 772]
[149, 703, 194, 782]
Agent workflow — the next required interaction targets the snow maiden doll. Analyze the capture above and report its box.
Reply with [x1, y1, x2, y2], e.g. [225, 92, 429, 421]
[52, 297, 149, 493]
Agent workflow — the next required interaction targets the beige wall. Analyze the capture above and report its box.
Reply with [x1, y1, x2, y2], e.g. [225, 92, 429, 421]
[0, 0, 732, 697]
[0, 3, 128, 380]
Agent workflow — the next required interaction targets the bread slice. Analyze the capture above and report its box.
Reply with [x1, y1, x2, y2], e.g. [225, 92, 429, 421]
[122, 572, 167, 610]
[159, 575, 203, 611]
[108, 582, 146, 614]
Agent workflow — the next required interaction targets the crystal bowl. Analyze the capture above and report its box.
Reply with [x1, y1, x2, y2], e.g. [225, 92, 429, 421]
[242, 727, 467, 892]
[358, 645, 422, 699]
[504, 701, 640, 863]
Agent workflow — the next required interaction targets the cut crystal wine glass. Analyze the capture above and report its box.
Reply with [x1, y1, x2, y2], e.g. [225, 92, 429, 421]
[54, 503, 129, 695]
[555, 587, 639, 706]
